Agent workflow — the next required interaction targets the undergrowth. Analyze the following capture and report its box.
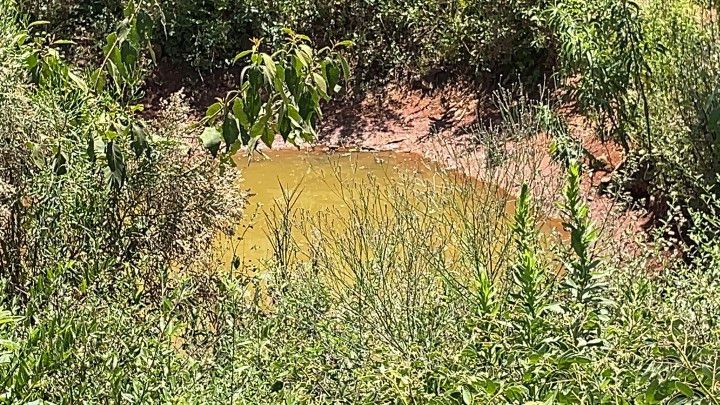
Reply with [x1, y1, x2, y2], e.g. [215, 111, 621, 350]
[2, 0, 720, 403]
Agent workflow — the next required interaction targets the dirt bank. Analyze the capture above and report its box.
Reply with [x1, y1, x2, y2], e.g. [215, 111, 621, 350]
[313, 85, 650, 251]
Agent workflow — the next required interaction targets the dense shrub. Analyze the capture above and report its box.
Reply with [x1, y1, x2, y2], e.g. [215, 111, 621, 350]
[22, 0, 551, 85]
[254, 0, 551, 84]
[0, 3, 245, 400]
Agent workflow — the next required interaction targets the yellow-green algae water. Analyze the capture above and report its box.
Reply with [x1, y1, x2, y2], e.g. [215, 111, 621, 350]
[214, 149, 435, 267]
[213, 149, 564, 270]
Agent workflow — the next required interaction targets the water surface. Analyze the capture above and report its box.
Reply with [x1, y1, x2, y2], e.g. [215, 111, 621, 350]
[213, 149, 563, 270]
[215, 149, 436, 268]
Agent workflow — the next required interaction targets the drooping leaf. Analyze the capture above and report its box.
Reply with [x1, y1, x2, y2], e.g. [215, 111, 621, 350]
[339, 55, 351, 80]
[130, 122, 148, 157]
[261, 53, 276, 79]
[105, 140, 126, 189]
[312, 72, 328, 97]
[324, 61, 341, 94]
[232, 98, 250, 128]
[222, 114, 240, 147]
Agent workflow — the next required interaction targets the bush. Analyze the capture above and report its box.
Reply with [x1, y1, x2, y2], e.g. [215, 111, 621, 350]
[0, 3, 245, 400]
[22, 0, 552, 85]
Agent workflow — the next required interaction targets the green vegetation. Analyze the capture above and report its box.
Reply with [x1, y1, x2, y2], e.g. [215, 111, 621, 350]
[2, 0, 720, 403]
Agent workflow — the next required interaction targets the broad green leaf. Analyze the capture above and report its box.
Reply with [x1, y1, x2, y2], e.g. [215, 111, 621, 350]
[13, 33, 27, 46]
[261, 53, 276, 78]
[130, 123, 148, 157]
[232, 98, 250, 128]
[67, 71, 88, 93]
[105, 140, 126, 188]
[261, 128, 275, 148]
[312, 72, 327, 97]
[200, 127, 223, 157]
[233, 49, 253, 63]
[206, 102, 223, 119]
[292, 54, 305, 76]
[674, 382, 694, 398]
[287, 103, 303, 126]
[299, 44, 314, 59]
[461, 387, 472, 404]
[222, 114, 240, 146]
[339, 55, 351, 80]
[296, 48, 311, 68]
[324, 62, 341, 94]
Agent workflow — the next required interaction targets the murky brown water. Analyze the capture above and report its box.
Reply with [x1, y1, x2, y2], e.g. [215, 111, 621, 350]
[213, 149, 564, 271]
[213, 149, 437, 268]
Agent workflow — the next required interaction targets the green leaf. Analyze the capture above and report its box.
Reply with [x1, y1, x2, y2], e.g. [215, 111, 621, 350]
[296, 48, 311, 68]
[261, 128, 275, 148]
[232, 98, 250, 128]
[461, 387, 472, 404]
[261, 53, 276, 79]
[674, 381, 694, 398]
[200, 127, 223, 157]
[206, 102, 223, 120]
[28, 20, 50, 28]
[292, 54, 305, 76]
[335, 40, 354, 48]
[233, 49, 253, 64]
[250, 114, 268, 139]
[91, 68, 106, 92]
[286, 104, 303, 129]
[312, 72, 327, 97]
[130, 123, 148, 157]
[52, 148, 67, 176]
[324, 62, 341, 94]
[105, 140, 126, 189]
[299, 44, 314, 60]
[13, 33, 27, 46]
[222, 114, 240, 146]
[339, 55, 351, 80]
[67, 71, 88, 93]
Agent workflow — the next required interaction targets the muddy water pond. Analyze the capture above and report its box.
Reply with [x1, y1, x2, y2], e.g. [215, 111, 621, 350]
[213, 149, 562, 270]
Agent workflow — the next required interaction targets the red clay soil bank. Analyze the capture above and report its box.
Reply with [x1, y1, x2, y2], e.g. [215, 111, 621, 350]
[313, 85, 649, 251]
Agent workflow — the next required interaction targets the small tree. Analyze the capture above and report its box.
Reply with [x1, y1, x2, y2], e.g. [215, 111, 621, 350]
[200, 29, 351, 162]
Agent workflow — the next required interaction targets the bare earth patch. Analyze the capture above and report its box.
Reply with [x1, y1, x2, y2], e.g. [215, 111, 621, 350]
[314, 85, 650, 252]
